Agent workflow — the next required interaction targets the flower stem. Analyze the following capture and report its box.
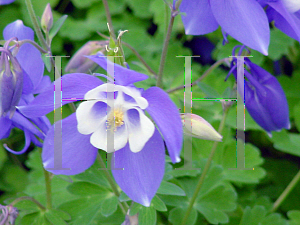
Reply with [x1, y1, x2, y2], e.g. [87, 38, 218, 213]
[121, 42, 157, 77]
[156, 12, 175, 88]
[271, 170, 300, 212]
[156, 0, 183, 88]
[167, 58, 230, 93]
[181, 108, 229, 225]
[43, 168, 52, 209]
[18, 39, 48, 54]
[102, 0, 116, 39]
[25, 0, 48, 51]
[10, 196, 45, 211]
[96, 153, 129, 214]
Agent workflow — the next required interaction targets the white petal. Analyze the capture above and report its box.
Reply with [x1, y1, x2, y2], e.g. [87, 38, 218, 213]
[125, 108, 155, 153]
[90, 122, 128, 152]
[84, 84, 148, 109]
[76, 100, 109, 134]
[282, 0, 300, 13]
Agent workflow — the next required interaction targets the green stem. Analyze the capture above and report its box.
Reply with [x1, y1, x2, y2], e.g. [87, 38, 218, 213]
[156, 0, 183, 87]
[102, 0, 116, 39]
[18, 39, 48, 54]
[96, 153, 129, 214]
[271, 170, 300, 212]
[10, 196, 46, 211]
[156, 13, 175, 88]
[121, 42, 157, 77]
[43, 168, 52, 209]
[166, 58, 230, 93]
[97, 31, 157, 77]
[25, 0, 48, 51]
[181, 108, 229, 225]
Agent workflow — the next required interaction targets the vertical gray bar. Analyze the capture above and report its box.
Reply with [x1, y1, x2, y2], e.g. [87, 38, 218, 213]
[176, 56, 200, 170]
[49, 56, 70, 170]
[106, 55, 115, 170]
[236, 57, 245, 169]
[97, 55, 123, 171]
[229, 56, 253, 170]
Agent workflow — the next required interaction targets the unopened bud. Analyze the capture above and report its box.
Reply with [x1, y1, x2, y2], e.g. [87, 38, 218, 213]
[65, 41, 107, 73]
[41, 3, 53, 32]
[181, 113, 223, 142]
[0, 48, 23, 118]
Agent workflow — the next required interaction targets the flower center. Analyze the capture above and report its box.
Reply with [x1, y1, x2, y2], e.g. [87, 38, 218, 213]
[107, 108, 124, 132]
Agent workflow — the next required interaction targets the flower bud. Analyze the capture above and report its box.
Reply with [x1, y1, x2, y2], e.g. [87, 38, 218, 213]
[181, 113, 223, 142]
[65, 41, 106, 73]
[41, 3, 53, 32]
[0, 48, 23, 117]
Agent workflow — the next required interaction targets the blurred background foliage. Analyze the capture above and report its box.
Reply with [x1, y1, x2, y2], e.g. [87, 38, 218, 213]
[1, 0, 300, 224]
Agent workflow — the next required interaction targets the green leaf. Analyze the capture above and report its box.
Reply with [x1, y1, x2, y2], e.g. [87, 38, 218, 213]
[169, 207, 197, 225]
[41, 54, 52, 72]
[0, 144, 7, 170]
[269, 29, 295, 60]
[20, 212, 51, 225]
[150, 195, 167, 212]
[293, 101, 300, 132]
[67, 181, 110, 197]
[49, 15, 68, 40]
[125, 0, 152, 18]
[239, 206, 288, 225]
[221, 141, 266, 184]
[173, 162, 237, 224]
[129, 202, 142, 216]
[288, 210, 300, 225]
[138, 206, 157, 225]
[100, 195, 119, 217]
[44, 209, 69, 225]
[59, 198, 124, 225]
[119, 191, 131, 202]
[271, 130, 300, 157]
[156, 181, 186, 196]
[197, 82, 221, 98]
[194, 185, 237, 224]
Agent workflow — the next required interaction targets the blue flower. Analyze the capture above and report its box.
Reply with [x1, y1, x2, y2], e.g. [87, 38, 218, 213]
[0, 0, 15, 5]
[19, 55, 183, 206]
[227, 47, 290, 135]
[259, 0, 300, 43]
[0, 20, 51, 154]
[180, 0, 270, 55]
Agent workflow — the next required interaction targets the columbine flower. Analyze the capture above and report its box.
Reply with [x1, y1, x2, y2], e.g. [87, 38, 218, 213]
[0, 204, 18, 225]
[0, 0, 15, 5]
[227, 46, 290, 135]
[0, 44, 23, 118]
[19, 54, 183, 206]
[259, 0, 300, 43]
[179, 0, 270, 55]
[0, 20, 51, 154]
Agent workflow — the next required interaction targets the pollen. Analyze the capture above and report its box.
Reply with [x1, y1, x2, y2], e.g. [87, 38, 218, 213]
[107, 108, 124, 132]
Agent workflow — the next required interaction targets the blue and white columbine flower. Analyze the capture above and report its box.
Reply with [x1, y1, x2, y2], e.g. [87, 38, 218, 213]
[0, 20, 51, 154]
[179, 0, 270, 55]
[19, 55, 183, 206]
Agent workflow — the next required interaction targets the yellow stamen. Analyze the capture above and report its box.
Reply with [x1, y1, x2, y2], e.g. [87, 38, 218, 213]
[107, 108, 124, 132]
